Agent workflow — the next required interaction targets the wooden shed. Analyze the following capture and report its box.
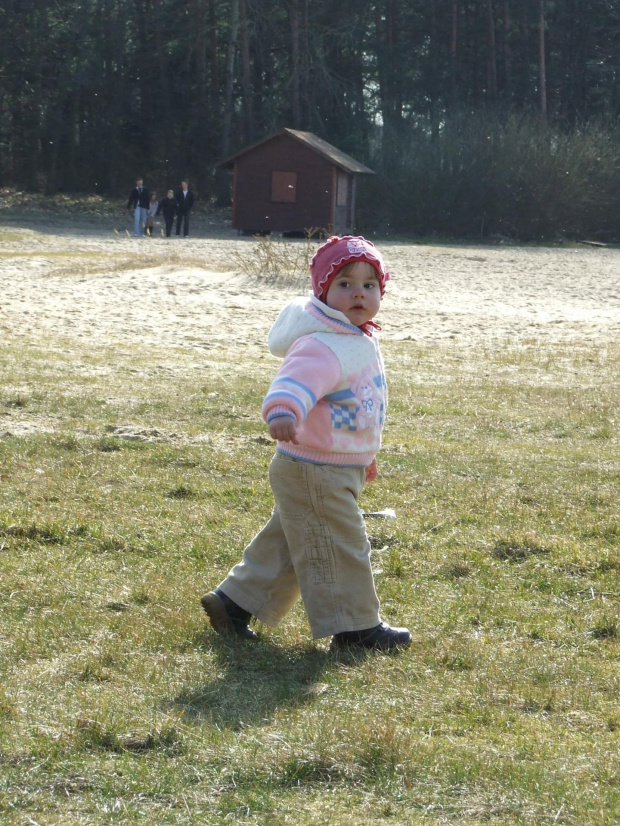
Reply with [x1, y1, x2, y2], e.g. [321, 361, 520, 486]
[216, 128, 375, 235]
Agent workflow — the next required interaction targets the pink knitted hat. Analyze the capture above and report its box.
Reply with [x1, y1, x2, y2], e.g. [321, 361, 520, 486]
[310, 235, 390, 301]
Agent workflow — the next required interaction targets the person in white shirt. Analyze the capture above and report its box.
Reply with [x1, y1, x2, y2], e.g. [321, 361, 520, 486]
[175, 180, 195, 237]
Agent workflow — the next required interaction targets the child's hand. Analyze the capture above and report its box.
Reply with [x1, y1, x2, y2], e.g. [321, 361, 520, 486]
[365, 459, 378, 482]
[268, 416, 299, 444]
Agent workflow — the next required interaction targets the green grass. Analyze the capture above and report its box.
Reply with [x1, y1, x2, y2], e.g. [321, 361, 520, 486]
[1, 328, 620, 824]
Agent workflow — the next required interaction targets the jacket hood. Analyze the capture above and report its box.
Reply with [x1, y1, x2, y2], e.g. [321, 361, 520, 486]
[267, 294, 362, 358]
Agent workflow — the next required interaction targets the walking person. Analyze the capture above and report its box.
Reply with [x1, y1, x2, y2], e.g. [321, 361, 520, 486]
[201, 236, 412, 652]
[156, 189, 177, 238]
[126, 178, 150, 237]
[175, 180, 194, 237]
[145, 192, 159, 237]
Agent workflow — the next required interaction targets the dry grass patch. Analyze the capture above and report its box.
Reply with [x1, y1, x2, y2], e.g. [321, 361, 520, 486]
[230, 231, 321, 287]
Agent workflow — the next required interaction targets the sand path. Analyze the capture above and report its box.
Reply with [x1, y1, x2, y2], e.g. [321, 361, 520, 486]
[2, 222, 619, 353]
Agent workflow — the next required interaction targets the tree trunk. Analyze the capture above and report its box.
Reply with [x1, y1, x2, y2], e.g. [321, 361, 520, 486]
[538, 0, 547, 118]
[63, 91, 80, 191]
[217, 0, 240, 205]
[207, 0, 220, 156]
[13, 4, 45, 190]
[301, 0, 310, 128]
[463, 0, 483, 107]
[191, 0, 209, 191]
[519, 1, 530, 106]
[153, 0, 173, 158]
[502, 0, 512, 101]
[375, 0, 402, 170]
[486, 0, 498, 103]
[239, 0, 254, 142]
[102, 0, 126, 194]
[290, 0, 302, 128]
[134, 0, 154, 156]
[449, 0, 459, 111]
[221, 0, 239, 157]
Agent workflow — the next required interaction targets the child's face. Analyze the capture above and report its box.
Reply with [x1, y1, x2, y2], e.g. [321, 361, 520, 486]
[325, 261, 381, 327]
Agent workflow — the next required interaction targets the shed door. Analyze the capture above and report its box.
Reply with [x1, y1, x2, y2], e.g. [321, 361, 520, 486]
[333, 171, 350, 234]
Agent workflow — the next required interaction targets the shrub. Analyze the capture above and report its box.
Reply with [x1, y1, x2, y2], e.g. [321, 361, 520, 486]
[359, 113, 620, 241]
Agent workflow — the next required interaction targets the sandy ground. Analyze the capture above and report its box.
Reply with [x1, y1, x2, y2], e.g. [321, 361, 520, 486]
[2, 215, 618, 439]
[1, 218, 619, 359]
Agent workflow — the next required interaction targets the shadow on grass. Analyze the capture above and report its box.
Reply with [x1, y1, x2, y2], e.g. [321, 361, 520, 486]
[169, 632, 363, 730]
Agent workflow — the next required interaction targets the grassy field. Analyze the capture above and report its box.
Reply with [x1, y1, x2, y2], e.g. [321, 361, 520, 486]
[1, 278, 620, 823]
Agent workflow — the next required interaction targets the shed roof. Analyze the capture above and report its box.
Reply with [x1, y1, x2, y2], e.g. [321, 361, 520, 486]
[216, 128, 375, 175]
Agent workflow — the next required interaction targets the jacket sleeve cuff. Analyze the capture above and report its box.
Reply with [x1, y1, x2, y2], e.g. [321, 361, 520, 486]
[265, 406, 298, 424]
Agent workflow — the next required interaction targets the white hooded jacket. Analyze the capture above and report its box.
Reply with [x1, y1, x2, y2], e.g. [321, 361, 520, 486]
[262, 295, 387, 467]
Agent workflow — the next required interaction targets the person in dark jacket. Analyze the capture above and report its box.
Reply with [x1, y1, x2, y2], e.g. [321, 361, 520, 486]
[175, 180, 195, 237]
[126, 178, 150, 237]
[156, 189, 177, 238]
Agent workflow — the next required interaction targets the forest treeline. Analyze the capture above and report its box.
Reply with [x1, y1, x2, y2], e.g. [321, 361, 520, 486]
[1, 0, 620, 239]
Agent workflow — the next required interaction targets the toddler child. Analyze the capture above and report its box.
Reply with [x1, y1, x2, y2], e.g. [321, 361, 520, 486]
[145, 192, 158, 236]
[201, 235, 411, 651]
[156, 189, 177, 238]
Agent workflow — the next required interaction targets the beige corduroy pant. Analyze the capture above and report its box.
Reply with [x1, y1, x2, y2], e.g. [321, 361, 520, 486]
[218, 451, 381, 639]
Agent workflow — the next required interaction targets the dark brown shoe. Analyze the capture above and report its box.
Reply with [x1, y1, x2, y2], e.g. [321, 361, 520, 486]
[201, 589, 258, 640]
[330, 622, 411, 652]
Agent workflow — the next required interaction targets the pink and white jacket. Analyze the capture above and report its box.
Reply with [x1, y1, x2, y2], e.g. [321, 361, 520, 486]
[262, 295, 387, 467]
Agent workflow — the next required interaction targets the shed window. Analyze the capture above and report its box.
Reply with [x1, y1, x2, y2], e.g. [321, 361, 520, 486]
[271, 171, 297, 203]
[336, 172, 349, 207]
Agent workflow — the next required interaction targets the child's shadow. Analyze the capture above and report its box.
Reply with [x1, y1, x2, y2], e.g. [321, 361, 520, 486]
[169, 632, 351, 731]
